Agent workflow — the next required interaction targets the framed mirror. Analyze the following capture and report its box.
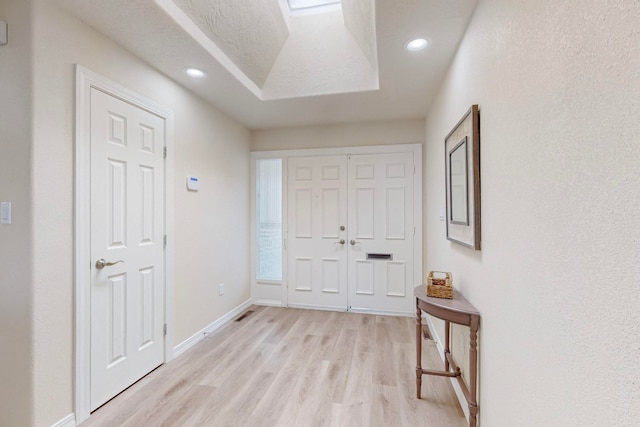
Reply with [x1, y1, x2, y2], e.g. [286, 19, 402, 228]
[445, 105, 480, 250]
[449, 137, 468, 225]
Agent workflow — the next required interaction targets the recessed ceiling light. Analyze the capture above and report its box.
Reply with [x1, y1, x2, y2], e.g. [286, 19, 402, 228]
[184, 67, 207, 78]
[405, 38, 430, 52]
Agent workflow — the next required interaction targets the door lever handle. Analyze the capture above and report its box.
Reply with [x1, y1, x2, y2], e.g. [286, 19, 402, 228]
[334, 239, 346, 245]
[350, 240, 360, 245]
[96, 259, 124, 269]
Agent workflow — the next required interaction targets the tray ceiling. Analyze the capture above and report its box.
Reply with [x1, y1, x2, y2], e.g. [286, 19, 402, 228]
[52, 0, 478, 129]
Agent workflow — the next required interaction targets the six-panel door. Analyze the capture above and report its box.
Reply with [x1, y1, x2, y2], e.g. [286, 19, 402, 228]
[347, 153, 415, 314]
[90, 88, 166, 410]
[287, 155, 349, 310]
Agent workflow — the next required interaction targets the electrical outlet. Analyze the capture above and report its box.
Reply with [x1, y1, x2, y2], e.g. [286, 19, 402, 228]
[218, 283, 225, 296]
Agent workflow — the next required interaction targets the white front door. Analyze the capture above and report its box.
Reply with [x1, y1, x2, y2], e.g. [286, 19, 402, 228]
[347, 152, 415, 314]
[286, 152, 416, 314]
[287, 155, 348, 310]
[90, 88, 166, 410]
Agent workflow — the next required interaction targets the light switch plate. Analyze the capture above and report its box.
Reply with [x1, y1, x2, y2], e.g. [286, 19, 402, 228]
[0, 21, 7, 46]
[1, 202, 11, 224]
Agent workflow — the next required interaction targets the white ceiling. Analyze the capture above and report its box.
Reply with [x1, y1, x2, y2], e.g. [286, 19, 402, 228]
[53, 0, 478, 130]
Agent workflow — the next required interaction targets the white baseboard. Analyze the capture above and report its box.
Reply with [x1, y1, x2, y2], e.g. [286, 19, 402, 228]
[253, 299, 284, 307]
[50, 413, 76, 427]
[348, 306, 413, 317]
[173, 299, 253, 358]
[274, 303, 413, 317]
[423, 314, 470, 423]
[287, 303, 347, 312]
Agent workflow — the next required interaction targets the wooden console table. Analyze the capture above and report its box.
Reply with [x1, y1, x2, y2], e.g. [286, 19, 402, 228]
[414, 284, 480, 427]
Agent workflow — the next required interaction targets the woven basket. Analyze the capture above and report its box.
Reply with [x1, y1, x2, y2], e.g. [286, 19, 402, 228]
[426, 271, 453, 299]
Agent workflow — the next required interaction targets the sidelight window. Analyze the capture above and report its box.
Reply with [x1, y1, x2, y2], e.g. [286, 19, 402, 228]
[256, 159, 283, 281]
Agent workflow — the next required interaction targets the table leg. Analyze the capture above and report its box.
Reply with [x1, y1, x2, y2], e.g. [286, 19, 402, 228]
[469, 317, 479, 427]
[444, 320, 451, 372]
[415, 300, 422, 399]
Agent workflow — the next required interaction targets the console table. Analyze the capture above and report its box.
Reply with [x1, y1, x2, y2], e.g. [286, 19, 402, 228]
[414, 284, 480, 427]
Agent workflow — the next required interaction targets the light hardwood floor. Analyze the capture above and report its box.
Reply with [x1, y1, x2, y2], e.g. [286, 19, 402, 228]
[81, 306, 466, 427]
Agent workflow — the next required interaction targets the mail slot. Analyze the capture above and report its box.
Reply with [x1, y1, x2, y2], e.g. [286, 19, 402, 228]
[366, 253, 393, 261]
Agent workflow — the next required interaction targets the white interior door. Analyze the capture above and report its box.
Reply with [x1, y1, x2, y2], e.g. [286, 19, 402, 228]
[347, 152, 415, 314]
[90, 88, 166, 410]
[287, 155, 348, 310]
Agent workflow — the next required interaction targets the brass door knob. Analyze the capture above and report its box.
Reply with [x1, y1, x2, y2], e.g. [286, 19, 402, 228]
[95, 259, 124, 269]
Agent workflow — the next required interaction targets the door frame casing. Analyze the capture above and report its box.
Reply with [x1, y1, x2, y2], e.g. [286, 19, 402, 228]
[250, 143, 422, 315]
[74, 65, 175, 423]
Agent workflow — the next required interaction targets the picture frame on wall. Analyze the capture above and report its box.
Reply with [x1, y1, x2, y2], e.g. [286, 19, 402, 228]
[445, 105, 481, 250]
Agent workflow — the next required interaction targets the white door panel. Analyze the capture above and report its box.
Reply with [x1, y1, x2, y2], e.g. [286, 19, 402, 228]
[347, 153, 415, 314]
[90, 88, 165, 410]
[287, 156, 348, 310]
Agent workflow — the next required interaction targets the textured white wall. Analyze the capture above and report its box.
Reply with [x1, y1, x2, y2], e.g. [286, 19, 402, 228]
[28, 1, 251, 425]
[424, 1, 640, 425]
[251, 118, 424, 151]
[171, 88, 251, 344]
[0, 2, 34, 426]
[174, 0, 289, 88]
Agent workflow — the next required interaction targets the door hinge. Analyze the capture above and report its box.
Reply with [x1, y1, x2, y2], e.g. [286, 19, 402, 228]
[164, 146, 167, 159]
[414, 165, 416, 175]
[163, 235, 167, 248]
[163, 323, 167, 336]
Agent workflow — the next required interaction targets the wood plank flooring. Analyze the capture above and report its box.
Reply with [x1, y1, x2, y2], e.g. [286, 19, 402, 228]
[81, 306, 466, 427]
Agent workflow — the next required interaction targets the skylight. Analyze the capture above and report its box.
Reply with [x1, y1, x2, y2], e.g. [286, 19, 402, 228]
[287, 0, 341, 15]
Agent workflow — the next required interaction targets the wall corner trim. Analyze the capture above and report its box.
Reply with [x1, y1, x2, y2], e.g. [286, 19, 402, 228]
[173, 299, 254, 358]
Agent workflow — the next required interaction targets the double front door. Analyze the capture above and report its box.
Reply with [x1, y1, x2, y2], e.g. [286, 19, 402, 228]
[287, 152, 416, 314]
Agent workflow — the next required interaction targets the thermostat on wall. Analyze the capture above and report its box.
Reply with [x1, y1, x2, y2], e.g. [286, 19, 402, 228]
[186, 176, 199, 191]
[1, 201, 11, 224]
